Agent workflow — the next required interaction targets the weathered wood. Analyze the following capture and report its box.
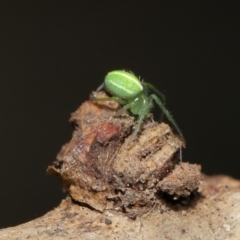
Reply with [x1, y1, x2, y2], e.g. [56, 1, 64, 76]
[1, 92, 239, 240]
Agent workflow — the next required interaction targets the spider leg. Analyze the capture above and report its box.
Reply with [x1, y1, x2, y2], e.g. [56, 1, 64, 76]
[96, 82, 104, 91]
[142, 82, 166, 121]
[132, 110, 146, 139]
[132, 98, 153, 139]
[150, 94, 184, 139]
[118, 101, 133, 112]
[116, 99, 143, 118]
[142, 82, 166, 103]
[93, 96, 127, 105]
[94, 96, 138, 120]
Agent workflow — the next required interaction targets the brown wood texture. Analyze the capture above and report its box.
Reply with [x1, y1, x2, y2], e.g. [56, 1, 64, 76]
[1, 92, 239, 240]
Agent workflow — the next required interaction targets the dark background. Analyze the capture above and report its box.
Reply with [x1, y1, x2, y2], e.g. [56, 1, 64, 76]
[0, 1, 239, 228]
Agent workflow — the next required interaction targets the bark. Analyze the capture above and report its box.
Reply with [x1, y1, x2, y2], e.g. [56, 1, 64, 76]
[1, 92, 240, 240]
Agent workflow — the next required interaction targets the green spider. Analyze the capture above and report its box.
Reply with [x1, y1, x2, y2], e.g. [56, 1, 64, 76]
[95, 70, 183, 139]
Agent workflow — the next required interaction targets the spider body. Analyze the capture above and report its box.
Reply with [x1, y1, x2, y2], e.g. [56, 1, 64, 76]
[96, 70, 183, 139]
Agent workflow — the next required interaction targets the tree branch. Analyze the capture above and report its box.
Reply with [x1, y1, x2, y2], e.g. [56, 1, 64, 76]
[1, 92, 239, 239]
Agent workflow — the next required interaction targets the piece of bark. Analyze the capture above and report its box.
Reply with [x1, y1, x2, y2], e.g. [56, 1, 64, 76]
[1, 92, 240, 240]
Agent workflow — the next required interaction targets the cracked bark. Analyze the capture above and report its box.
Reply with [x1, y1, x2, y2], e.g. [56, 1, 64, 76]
[1, 92, 240, 240]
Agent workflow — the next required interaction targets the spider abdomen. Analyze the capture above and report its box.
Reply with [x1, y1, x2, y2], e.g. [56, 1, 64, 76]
[104, 70, 143, 100]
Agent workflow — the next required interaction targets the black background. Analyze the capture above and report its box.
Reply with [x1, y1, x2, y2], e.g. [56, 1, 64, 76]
[1, 1, 239, 228]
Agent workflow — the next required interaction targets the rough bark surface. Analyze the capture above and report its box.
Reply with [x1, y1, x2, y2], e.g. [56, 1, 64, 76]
[1, 92, 240, 240]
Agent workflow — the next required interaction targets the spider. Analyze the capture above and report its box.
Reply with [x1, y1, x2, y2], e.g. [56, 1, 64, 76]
[95, 70, 183, 139]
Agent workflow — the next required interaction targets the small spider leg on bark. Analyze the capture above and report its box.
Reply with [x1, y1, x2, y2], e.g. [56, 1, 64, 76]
[96, 82, 105, 91]
[132, 98, 153, 139]
[143, 82, 166, 121]
[142, 82, 166, 104]
[179, 145, 182, 162]
[150, 94, 184, 140]
[116, 99, 139, 117]
[150, 94, 184, 161]
[93, 96, 127, 105]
